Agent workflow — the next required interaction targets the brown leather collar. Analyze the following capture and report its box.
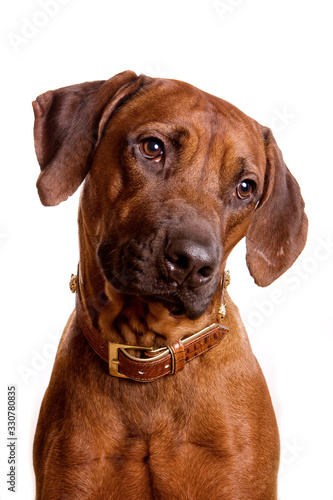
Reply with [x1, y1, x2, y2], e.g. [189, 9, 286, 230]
[75, 276, 229, 382]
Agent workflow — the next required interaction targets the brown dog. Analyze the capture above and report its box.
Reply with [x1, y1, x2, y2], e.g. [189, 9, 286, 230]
[33, 71, 307, 499]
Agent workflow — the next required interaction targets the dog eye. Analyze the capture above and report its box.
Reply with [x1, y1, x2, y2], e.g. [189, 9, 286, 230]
[140, 138, 164, 161]
[236, 180, 255, 200]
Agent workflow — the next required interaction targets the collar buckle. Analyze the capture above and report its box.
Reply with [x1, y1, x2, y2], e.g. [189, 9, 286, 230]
[108, 344, 149, 378]
[108, 343, 168, 378]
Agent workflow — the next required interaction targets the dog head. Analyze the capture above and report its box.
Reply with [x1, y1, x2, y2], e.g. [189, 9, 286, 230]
[33, 71, 308, 320]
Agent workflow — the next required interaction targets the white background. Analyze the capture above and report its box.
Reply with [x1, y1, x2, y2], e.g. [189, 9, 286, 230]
[1, 0, 333, 498]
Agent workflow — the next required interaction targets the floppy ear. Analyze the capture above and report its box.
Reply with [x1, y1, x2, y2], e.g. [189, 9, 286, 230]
[246, 127, 308, 286]
[33, 70, 144, 206]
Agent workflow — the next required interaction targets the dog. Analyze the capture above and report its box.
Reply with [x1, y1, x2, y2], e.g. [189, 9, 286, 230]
[33, 70, 308, 499]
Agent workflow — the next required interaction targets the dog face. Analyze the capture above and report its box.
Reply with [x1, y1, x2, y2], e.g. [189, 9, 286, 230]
[33, 71, 308, 320]
[91, 80, 267, 319]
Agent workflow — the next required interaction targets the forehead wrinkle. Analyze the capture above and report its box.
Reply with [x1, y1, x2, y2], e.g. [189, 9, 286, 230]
[180, 112, 218, 187]
[196, 111, 222, 184]
[239, 157, 261, 175]
[167, 105, 214, 179]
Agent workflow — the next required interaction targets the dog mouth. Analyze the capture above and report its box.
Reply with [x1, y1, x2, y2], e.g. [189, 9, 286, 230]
[98, 228, 221, 320]
[143, 293, 186, 317]
[99, 262, 218, 320]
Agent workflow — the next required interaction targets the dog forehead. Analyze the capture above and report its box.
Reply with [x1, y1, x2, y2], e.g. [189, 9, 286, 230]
[93, 76, 267, 182]
[135, 79, 235, 120]
[111, 78, 263, 150]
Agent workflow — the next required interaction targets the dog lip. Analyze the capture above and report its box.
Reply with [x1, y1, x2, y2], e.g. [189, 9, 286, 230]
[103, 267, 214, 318]
[103, 271, 198, 318]
[149, 295, 199, 319]
[106, 276, 209, 319]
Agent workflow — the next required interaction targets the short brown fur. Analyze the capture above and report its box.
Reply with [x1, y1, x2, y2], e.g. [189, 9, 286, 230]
[33, 71, 307, 499]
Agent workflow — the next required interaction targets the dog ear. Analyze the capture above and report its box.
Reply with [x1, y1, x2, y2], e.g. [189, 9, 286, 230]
[246, 127, 308, 286]
[33, 70, 143, 206]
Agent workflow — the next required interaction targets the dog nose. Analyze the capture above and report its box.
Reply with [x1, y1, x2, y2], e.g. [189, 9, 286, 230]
[165, 238, 219, 287]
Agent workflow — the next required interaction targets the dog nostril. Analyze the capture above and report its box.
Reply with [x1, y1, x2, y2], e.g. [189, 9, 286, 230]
[198, 266, 213, 278]
[168, 254, 189, 270]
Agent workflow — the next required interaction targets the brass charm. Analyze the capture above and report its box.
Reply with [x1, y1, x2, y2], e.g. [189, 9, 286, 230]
[217, 270, 230, 323]
[69, 274, 77, 293]
[218, 303, 227, 321]
[224, 269, 231, 288]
